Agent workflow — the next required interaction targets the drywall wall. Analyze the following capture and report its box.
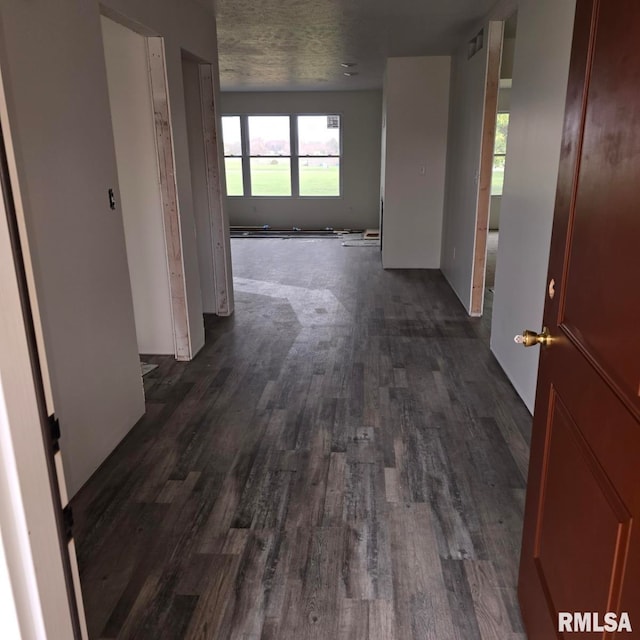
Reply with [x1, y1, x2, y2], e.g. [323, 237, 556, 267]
[381, 56, 450, 269]
[0, 0, 145, 497]
[0, 0, 221, 496]
[490, 0, 576, 412]
[441, 39, 489, 308]
[220, 91, 382, 230]
[498, 87, 511, 112]
[102, 16, 174, 354]
[183, 56, 216, 315]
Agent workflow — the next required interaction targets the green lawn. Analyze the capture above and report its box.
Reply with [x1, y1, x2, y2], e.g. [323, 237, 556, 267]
[224, 158, 340, 197]
[224, 158, 244, 196]
[491, 167, 505, 196]
[250, 161, 292, 196]
[299, 165, 340, 196]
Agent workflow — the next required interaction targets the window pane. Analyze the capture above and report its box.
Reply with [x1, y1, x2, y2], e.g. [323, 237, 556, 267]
[224, 157, 243, 196]
[298, 115, 340, 156]
[250, 158, 291, 196]
[221, 116, 242, 156]
[299, 158, 340, 196]
[491, 155, 505, 195]
[248, 116, 290, 156]
[494, 113, 509, 154]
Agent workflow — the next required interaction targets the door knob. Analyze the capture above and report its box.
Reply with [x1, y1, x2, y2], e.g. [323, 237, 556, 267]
[514, 327, 552, 347]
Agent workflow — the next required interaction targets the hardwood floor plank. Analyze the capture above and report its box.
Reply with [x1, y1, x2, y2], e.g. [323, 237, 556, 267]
[182, 554, 242, 640]
[464, 560, 515, 640]
[337, 599, 369, 640]
[369, 598, 397, 640]
[388, 502, 456, 639]
[217, 531, 275, 639]
[441, 559, 483, 640]
[322, 452, 347, 527]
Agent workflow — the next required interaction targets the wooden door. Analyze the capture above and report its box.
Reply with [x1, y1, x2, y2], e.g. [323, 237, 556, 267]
[518, 1, 640, 637]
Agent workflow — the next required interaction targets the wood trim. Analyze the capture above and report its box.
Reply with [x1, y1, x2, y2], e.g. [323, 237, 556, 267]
[198, 64, 234, 316]
[471, 21, 504, 316]
[147, 37, 192, 359]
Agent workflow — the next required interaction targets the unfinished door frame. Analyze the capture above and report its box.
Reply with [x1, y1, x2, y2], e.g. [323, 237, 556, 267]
[470, 20, 504, 316]
[147, 37, 193, 359]
[198, 64, 234, 316]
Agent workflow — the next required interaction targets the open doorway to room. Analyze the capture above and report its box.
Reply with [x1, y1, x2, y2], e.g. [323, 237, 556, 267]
[182, 53, 234, 318]
[485, 13, 517, 299]
[101, 15, 192, 365]
[470, 12, 518, 320]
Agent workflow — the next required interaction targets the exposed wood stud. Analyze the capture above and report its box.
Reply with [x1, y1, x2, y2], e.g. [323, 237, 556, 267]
[147, 37, 192, 360]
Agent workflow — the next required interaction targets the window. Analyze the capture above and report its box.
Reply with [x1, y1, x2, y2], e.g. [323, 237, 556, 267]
[220, 114, 341, 197]
[222, 116, 243, 196]
[248, 116, 291, 196]
[491, 113, 510, 196]
[298, 115, 340, 196]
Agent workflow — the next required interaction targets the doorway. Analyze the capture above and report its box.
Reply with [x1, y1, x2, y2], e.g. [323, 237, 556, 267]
[471, 12, 519, 318]
[485, 13, 517, 300]
[101, 16, 192, 360]
[182, 53, 234, 318]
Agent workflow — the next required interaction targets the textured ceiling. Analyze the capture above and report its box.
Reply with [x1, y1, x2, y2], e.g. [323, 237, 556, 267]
[215, 0, 499, 91]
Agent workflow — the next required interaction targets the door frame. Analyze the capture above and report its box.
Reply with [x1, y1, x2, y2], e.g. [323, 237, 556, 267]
[146, 36, 194, 360]
[470, 20, 503, 316]
[198, 62, 234, 317]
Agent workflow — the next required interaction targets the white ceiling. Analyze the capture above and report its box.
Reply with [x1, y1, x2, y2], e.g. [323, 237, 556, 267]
[215, 0, 500, 92]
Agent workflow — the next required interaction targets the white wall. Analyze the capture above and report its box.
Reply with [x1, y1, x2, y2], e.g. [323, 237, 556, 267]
[501, 37, 517, 79]
[490, 0, 576, 412]
[0, 0, 221, 496]
[381, 57, 450, 269]
[0, 0, 145, 497]
[440, 41, 488, 306]
[220, 91, 382, 230]
[102, 16, 174, 355]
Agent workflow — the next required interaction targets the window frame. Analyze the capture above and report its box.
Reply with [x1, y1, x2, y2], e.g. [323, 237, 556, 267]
[220, 112, 343, 199]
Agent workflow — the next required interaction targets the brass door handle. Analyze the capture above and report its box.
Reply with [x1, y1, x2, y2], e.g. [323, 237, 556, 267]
[514, 327, 552, 347]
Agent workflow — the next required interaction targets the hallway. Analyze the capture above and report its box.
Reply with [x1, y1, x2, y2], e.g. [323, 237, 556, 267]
[73, 238, 530, 639]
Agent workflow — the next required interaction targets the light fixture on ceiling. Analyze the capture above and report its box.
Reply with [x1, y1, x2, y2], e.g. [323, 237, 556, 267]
[343, 71, 359, 77]
[340, 62, 356, 68]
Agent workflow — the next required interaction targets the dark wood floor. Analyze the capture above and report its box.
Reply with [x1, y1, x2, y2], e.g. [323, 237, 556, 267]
[73, 238, 531, 639]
